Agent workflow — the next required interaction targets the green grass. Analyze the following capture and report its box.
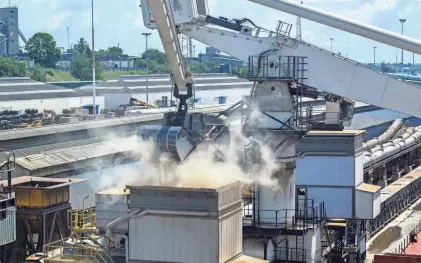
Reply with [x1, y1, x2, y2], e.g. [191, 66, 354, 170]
[44, 70, 147, 82]
[45, 71, 78, 82]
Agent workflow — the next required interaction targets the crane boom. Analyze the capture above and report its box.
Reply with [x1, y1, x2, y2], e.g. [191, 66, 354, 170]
[180, 24, 421, 118]
[147, 0, 188, 91]
[248, 0, 421, 55]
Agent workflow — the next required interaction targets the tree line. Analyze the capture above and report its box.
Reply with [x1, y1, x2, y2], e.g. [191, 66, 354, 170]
[0, 32, 237, 82]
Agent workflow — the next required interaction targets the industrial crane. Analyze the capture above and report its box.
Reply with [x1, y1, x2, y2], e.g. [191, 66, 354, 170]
[137, 0, 231, 163]
[139, 0, 421, 261]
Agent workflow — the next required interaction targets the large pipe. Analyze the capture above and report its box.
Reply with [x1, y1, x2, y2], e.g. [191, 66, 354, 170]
[361, 119, 403, 152]
[248, 0, 421, 55]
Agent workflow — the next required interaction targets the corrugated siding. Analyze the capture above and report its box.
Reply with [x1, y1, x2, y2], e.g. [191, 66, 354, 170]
[296, 156, 354, 187]
[355, 190, 373, 219]
[129, 215, 218, 263]
[219, 210, 242, 263]
[307, 187, 353, 218]
[0, 207, 16, 246]
[218, 182, 241, 209]
[95, 201, 128, 231]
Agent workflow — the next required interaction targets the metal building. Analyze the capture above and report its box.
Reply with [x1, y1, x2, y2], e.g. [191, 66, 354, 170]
[0, 176, 85, 263]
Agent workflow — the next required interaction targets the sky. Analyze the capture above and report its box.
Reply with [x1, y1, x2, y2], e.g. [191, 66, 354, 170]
[9, 0, 421, 64]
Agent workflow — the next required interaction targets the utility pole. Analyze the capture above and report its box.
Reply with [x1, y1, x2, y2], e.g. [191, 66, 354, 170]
[330, 38, 334, 52]
[142, 32, 151, 103]
[91, 0, 96, 119]
[373, 46, 377, 66]
[399, 18, 406, 65]
[67, 27, 70, 49]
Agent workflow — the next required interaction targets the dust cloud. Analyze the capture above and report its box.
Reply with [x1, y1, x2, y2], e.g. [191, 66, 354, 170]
[76, 120, 293, 202]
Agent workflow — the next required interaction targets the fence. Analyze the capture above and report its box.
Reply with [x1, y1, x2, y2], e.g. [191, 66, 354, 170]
[393, 221, 421, 254]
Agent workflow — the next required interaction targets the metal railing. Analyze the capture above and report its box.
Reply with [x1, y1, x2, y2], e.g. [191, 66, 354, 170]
[273, 247, 307, 262]
[368, 176, 421, 238]
[247, 55, 308, 81]
[43, 239, 113, 263]
[299, 40, 421, 90]
[68, 208, 96, 233]
[393, 221, 421, 254]
[243, 200, 326, 231]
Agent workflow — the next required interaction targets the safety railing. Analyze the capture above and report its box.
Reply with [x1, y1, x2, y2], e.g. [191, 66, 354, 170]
[247, 55, 308, 82]
[299, 40, 421, 89]
[393, 221, 421, 254]
[243, 200, 326, 231]
[273, 247, 307, 262]
[43, 239, 114, 263]
[368, 176, 421, 238]
[68, 208, 96, 233]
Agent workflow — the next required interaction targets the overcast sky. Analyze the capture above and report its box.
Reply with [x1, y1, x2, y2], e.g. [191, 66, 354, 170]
[12, 0, 421, 64]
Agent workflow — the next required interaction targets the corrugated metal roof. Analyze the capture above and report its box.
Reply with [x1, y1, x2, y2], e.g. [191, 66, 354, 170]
[15, 137, 137, 171]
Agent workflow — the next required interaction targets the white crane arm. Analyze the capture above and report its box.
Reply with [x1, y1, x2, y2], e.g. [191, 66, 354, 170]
[180, 25, 421, 118]
[248, 0, 421, 55]
[147, 0, 187, 91]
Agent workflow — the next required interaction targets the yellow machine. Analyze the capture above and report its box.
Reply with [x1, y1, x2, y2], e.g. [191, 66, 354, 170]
[129, 98, 158, 108]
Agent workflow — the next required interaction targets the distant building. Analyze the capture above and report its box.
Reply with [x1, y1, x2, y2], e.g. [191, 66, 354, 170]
[0, 6, 20, 56]
[57, 49, 138, 70]
[198, 47, 244, 67]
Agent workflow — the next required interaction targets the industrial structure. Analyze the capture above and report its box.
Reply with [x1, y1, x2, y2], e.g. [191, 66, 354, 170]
[3, 0, 421, 262]
[138, 0, 421, 262]
[0, 176, 85, 263]
[0, 6, 26, 56]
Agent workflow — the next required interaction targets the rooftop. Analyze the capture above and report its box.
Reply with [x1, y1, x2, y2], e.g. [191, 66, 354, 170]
[127, 179, 240, 192]
[0, 77, 91, 101]
[0, 176, 86, 188]
[10, 137, 137, 171]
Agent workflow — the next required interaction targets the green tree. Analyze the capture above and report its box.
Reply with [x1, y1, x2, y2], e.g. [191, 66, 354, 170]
[142, 49, 166, 64]
[74, 38, 91, 56]
[25, 32, 61, 68]
[0, 57, 26, 77]
[71, 55, 103, 81]
[31, 64, 47, 82]
[106, 46, 123, 55]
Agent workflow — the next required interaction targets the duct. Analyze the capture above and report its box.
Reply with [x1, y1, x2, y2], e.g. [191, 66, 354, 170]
[363, 126, 421, 167]
[105, 209, 141, 237]
[248, 0, 421, 54]
[105, 209, 210, 237]
[122, 235, 129, 263]
[361, 119, 403, 152]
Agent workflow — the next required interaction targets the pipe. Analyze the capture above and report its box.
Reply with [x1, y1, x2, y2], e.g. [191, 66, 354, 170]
[361, 119, 402, 152]
[105, 209, 211, 237]
[122, 235, 129, 263]
[248, 0, 421, 55]
[105, 209, 141, 237]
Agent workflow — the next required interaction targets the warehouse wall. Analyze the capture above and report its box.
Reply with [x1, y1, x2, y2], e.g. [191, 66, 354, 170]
[0, 96, 105, 114]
